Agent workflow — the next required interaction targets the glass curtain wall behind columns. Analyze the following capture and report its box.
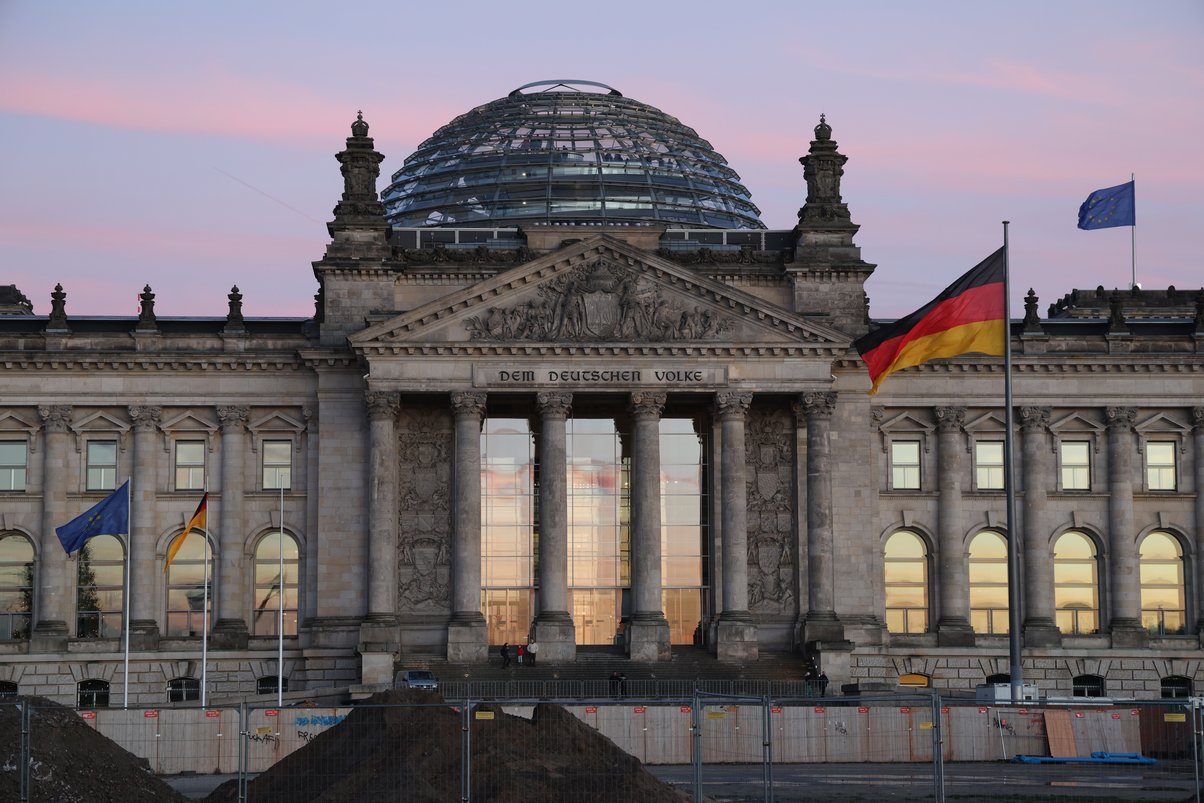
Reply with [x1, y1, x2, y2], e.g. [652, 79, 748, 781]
[660, 418, 706, 645]
[480, 418, 535, 645]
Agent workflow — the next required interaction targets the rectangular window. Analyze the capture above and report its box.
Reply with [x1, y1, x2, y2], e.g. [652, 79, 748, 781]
[1147, 442, 1177, 491]
[890, 441, 921, 490]
[175, 441, 205, 491]
[1060, 441, 1091, 491]
[86, 441, 118, 491]
[262, 440, 292, 490]
[0, 441, 28, 492]
[975, 441, 1004, 490]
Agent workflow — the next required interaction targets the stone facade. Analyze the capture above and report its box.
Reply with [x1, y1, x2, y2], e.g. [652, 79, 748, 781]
[0, 112, 1201, 707]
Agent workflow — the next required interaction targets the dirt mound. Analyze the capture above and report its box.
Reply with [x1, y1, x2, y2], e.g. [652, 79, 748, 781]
[207, 689, 687, 802]
[0, 697, 187, 803]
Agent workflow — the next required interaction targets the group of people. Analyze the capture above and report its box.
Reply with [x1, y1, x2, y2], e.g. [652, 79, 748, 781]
[499, 640, 538, 669]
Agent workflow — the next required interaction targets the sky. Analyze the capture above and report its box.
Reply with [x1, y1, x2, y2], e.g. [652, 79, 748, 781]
[1, 1, 1201, 320]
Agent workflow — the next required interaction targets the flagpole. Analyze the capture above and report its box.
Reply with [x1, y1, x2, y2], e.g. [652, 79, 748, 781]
[1130, 173, 1137, 290]
[201, 505, 210, 709]
[123, 477, 131, 709]
[277, 486, 284, 708]
[1002, 221, 1025, 703]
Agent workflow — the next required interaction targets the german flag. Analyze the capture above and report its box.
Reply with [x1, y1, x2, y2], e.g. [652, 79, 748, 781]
[855, 248, 1006, 394]
[164, 492, 207, 572]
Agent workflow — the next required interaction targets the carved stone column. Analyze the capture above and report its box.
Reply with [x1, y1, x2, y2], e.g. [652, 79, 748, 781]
[1106, 406, 1146, 646]
[447, 391, 487, 662]
[628, 391, 670, 662]
[33, 405, 71, 647]
[1019, 406, 1060, 646]
[534, 392, 575, 661]
[715, 391, 757, 662]
[935, 406, 974, 645]
[212, 405, 249, 649]
[801, 391, 845, 644]
[359, 392, 400, 684]
[1193, 408, 1204, 644]
[128, 405, 161, 647]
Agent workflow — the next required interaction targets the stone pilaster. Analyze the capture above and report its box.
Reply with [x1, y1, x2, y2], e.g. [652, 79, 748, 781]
[1019, 406, 1060, 646]
[1106, 406, 1146, 646]
[534, 392, 575, 661]
[1193, 408, 1204, 645]
[128, 405, 161, 648]
[447, 391, 487, 662]
[628, 391, 670, 662]
[360, 391, 400, 682]
[32, 405, 71, 648]
[212, 405, 249, 649]
[935, 406, 974, 645]
[715, 391, 757, 662]
[800, 391, 845, 644]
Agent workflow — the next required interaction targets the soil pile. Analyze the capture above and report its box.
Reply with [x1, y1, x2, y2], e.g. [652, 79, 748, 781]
[0, 696, 187, 802]
[205, 689, 687, 802]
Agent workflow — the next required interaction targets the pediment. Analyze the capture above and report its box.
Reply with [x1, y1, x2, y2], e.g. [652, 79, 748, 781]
[1134, 412, 1189, 435]
[1049, 412, 1104, 435]
[351, 236, 849, 353]
[964, 411, 1006, 433]
[876, 411, 934, 434]
[248, 412, 306, 434]
[159, 411, 217, 434]
[70, 411, 131, 434]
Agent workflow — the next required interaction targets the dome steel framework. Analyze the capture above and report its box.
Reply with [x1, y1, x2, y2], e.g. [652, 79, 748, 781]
[382, 80, 764, 230]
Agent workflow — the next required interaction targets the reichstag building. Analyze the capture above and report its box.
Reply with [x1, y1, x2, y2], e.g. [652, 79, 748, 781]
[1, 80, 1202, 705]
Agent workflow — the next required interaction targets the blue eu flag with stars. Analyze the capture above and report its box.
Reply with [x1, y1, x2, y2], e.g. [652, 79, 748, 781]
[1078, 181, 1135, 230]
[56, 480, 129, 554]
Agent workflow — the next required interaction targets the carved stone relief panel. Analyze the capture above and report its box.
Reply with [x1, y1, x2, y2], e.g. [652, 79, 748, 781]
[397, 404, 453, 614]
[745, 401, 796, 614]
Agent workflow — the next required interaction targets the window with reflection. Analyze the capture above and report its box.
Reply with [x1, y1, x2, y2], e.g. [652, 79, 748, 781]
[0, 680, 17, 698]
[253, 532, 299, 636]
[262, 441, 292, 490]
[0, 441, 27, 491]
[76, 535, 124, 638]
[480, 417, 535, 646]
[165, 531, 213, 637]
[1146, 442, 1177, 491]
[969, 531, 1009, 634]
[1054, 531, 1099, 634]
[659, 418, 706, 645]
[86, 441, 118, 491]
[1059, 441, 1091, 491]
[884, 530, 928, 633]
[899, 673, 930, 687]
[175, 441, 205, 491]
[890, 441, 921, 490]
[0, 533, 33, 640]
[974, 441, 1004, 490]
[1140, 532, 1185, 635]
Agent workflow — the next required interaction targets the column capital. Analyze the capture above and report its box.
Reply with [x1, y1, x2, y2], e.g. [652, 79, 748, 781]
[1106, 406, 1137, 432]
[450, 391, 487, 419]
[216, 405, 250, 432]
[1018, 405, 1051, 432]
[38, 405, 72, 433]
[715, 390, 752, 419]
[128, 405, 162, 431]
[934, 405, 966, 432]
[630, 391, 667, 420]
[1191, 407, 1204, 431]
[365, 391, 400, 420]
[536, 392, 573, 419]
[800, 391, 837, 420]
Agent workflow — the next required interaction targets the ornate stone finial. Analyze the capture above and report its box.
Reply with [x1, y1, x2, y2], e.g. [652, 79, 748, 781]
[797, 114, 851, 227]
[1105, 406, 1136, 431]
[136, 284, 157, 331]
[225, 285, 245, 331]
[714, 390, 753, 419]
[814, 113, 831, 141]
[313, 286, 325, 322]
[450, 391, 487, 418]
[365, 391, 400, 420]
[1019, 406, 1051, 432]
[1023, 288, 1041, 332]
[1195, 290, 1204, 334]
[1107, 289, 1128, 333]
[128, 405, 162, 431]
[216, 405, 249, 431]
[536, 392, 573, 419]
[800, 391, 837, 419]
[934, 405, 966, 432]
[629, 391, 667, 419]
[351, 110, 369, 139]
[38, 404, 73, 432]
[47, 283, 69, 331]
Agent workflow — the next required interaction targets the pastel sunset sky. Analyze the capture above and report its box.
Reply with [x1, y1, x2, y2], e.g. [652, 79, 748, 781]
[1, 1, 1201, 319]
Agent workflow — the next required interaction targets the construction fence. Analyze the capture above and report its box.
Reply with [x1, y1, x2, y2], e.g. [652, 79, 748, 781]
[4, 693, 1204, 801]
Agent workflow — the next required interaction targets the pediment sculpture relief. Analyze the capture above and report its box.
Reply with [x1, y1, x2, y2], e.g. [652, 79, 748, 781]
[464, 259, 733, 342]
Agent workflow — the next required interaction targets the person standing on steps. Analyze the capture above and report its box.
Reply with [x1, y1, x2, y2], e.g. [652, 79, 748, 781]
[500, 642, 511, 669]
[516, 642, 525, 665]
[527, 639, 538, 666]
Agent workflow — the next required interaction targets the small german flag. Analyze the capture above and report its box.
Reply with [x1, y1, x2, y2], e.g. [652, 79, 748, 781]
[855, 248, 1006, 394]
[164, 492, 207, 572]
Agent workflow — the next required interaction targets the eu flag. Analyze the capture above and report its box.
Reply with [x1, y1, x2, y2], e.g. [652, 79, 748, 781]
[1078, 181, 1135, 230]
[56, 480, 129, 554]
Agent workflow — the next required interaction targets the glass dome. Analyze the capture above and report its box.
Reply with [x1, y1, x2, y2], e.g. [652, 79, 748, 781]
[382, 80, 764, 230]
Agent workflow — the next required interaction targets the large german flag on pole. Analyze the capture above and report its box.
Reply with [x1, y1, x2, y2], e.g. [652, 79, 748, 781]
[854, 248, 1006, 394]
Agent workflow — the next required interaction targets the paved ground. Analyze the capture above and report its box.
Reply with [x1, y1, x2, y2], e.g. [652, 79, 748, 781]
[167, 762, 1201, 801]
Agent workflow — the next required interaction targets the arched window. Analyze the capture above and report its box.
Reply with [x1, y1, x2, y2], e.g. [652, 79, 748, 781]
[77, 679, 110, 708]
[1072, 674, 1105, 698]
[0, 533, 34, 640]
[257, 675, 288, 696]
[77, 534, 125, 638]
[1140, 532, 1185, 635]
[969, 531, 1008, 634]
[1054, 531, 1099, 634]
[985, 673, 1010, 685]
[253, 532, 299, 637]
[165, 531, 213, 637]
[1161, 676, 1192, 699]
[167, 677, 200, 703]
[884, 531, 928, 633]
